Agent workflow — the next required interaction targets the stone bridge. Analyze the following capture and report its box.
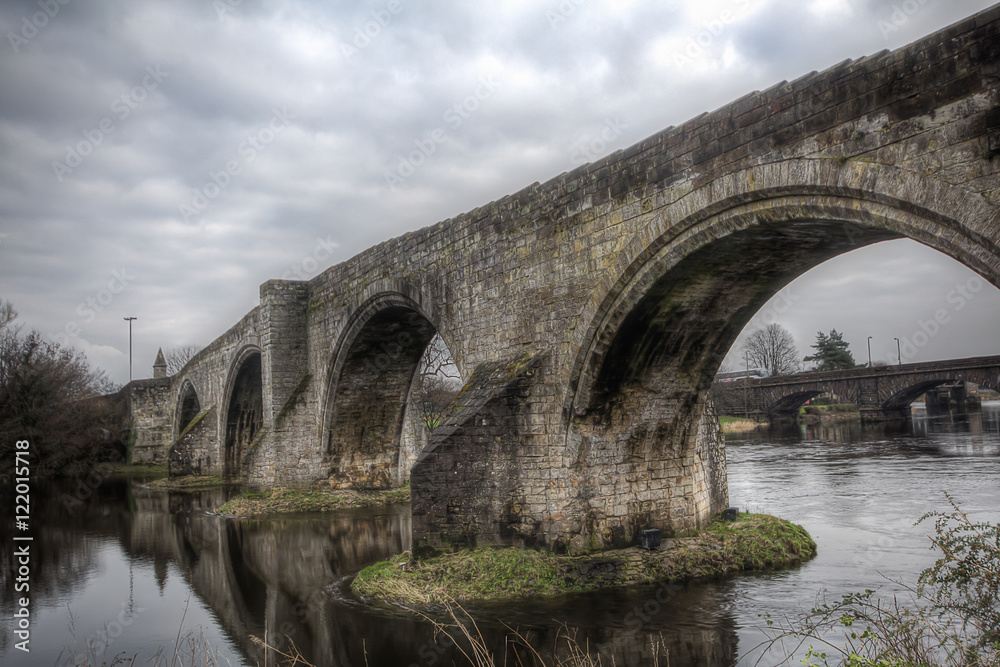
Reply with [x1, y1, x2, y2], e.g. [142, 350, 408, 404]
[714, 355, 1000, 420]
[126, 6, 1000, 554]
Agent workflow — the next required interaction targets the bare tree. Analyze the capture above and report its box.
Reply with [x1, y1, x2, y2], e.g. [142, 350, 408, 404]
[165, 344, 200, 375]
[0, 299, 123, 476]
[415, 334, 462, 431]
[742, 323, 801, 376]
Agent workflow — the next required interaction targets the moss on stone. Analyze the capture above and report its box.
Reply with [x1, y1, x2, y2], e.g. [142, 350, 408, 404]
[147, 474, 230, 490]
[215, 485, 411, 517]
[351, 513, 816, 605]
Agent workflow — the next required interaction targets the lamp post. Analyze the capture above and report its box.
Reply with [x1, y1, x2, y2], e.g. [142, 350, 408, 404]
[867, 336, 873, 369]
[893, 337, 901, 366]
[124, 316, 137, 381]
[744, 350, 750, 417]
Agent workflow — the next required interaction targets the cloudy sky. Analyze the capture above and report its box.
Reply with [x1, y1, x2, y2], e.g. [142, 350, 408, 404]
[1, 0, 998, 386]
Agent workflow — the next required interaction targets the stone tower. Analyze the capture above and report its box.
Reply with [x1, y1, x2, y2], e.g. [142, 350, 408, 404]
[153, 348, 167, 379]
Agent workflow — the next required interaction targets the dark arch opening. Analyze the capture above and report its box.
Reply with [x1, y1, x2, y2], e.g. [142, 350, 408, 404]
[766, 391, 825, 418]
[225, 353, 262, 476]
[324, 306, 439, 489]
[176, 381, 201, 435]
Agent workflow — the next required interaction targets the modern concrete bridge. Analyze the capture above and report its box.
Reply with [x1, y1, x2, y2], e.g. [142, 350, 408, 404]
[714, 355, 1000, 420]
[125, 6, 1000, 554]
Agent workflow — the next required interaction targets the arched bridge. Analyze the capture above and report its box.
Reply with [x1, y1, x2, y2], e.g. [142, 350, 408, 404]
[716, 355, 1000, 420]
[124, 6, 1000, 555]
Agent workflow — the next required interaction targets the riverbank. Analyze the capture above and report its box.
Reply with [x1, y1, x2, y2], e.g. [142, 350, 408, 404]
[719, 415, 766, 433]
[352, 513, 816, 605]
[216, 485, 411, 516]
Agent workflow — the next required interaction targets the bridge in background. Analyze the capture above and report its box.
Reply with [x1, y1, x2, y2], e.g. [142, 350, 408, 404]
[715, 355, 1000, 420]
[124, 6, 1000, 555]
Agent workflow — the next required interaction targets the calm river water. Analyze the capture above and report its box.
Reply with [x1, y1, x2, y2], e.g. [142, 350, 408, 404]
[2, 403, 998, 666]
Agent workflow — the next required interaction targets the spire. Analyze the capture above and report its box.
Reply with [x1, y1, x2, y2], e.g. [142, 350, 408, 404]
[153, 347, 167, 378]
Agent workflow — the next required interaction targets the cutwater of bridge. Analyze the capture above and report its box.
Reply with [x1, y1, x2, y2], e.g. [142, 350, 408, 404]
[716, 356, 1000, 421]
[128, 6, 1000, 554]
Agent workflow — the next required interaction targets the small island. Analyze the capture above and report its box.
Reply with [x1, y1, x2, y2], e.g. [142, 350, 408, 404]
[352, 513, 815, 605]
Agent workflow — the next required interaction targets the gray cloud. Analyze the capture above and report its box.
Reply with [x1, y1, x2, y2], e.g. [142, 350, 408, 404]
[0, 0, 997, 384]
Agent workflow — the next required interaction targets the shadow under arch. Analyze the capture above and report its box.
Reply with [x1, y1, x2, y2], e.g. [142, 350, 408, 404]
[223, 345, 263, 477]
[320, 291, 461, 489]
[174, 378, 202, 438]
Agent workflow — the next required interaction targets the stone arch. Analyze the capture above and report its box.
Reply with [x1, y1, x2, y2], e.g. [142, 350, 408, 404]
[321, 292, 460, 489]
[883, 379, 956, 411]
[766, 390, 825, 418]
[568, 161, 1000, 420]
[174, 379, 202, 437]
[223, 346, 263, 476]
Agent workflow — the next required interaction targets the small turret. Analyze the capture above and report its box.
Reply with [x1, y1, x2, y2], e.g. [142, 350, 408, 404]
[153, 348, 167, 379]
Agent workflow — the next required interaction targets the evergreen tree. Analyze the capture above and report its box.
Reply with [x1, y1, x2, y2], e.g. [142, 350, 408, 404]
[803, 329, 857, 370]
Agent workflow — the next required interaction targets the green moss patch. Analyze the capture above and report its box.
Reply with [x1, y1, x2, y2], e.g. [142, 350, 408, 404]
[352, 513, 815, 605]
[216, 486, 410, 517]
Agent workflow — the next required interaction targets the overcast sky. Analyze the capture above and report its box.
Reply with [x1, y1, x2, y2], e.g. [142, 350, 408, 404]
[1, 0, 998, 386]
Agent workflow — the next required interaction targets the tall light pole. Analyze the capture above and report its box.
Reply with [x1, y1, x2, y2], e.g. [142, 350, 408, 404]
[867, 335, 873, 369]
[124, 316, 137, 381]
[744, 350, 750, 417]
[893, 337, 901, 366]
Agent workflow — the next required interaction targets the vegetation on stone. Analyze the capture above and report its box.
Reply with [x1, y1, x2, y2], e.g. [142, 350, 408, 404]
[147, 474, 231, 490]
[352, 513, 815, 605]
[216, 485, 411, 517]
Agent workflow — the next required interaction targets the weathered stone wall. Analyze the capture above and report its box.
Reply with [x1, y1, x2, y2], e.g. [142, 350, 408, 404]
[411, 353, 542, 554]
[132, 6, 1000, 551]
[126, 378, 172, 463]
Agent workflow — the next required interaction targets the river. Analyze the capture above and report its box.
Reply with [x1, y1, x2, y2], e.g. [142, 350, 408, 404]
[2, 402, 998, 666]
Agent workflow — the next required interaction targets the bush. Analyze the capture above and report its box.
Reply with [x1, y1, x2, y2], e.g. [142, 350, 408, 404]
[758, 494, 1000, 666]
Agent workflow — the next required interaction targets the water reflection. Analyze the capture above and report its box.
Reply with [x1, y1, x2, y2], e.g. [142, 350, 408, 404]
[2, 403, 998, 666]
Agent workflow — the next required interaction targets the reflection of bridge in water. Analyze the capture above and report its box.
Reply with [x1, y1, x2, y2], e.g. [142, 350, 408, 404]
[74, 482, 739, 666]
[714, 355, 1000, 421]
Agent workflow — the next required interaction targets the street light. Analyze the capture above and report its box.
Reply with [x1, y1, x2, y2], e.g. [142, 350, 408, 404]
[867, 335, 873, 368]
[124, 316, 137, 381]
[744, 350, 750, 417]
[893, 337, 901, 366]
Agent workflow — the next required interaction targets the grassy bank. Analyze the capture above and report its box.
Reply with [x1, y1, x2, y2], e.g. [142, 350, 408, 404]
[352, 513, 815, 605]
[799, 403, 860, 423]
[216, 485, 410, 516]
[719, 415, 766, 433]
[146, 474, 232, 490]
